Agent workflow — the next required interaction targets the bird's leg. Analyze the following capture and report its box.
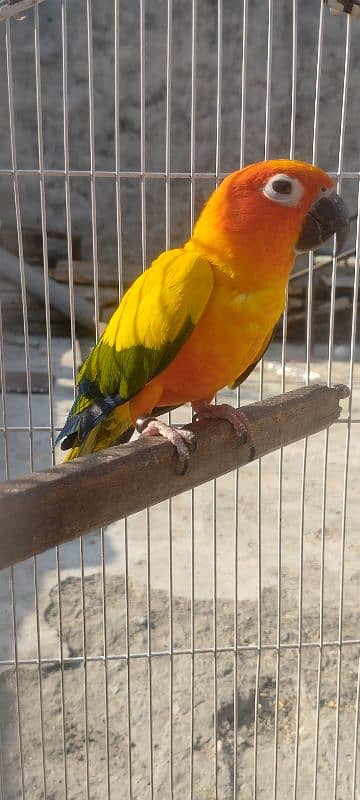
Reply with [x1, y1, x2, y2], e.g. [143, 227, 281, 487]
[192, 400, 256, 461]
[135, 416, 196, 475]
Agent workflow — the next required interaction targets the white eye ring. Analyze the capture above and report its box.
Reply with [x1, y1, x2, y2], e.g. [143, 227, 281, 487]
[263, 173, 304, 207]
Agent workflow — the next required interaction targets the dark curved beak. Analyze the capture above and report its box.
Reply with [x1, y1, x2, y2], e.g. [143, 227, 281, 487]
[295, 190, 350, 255]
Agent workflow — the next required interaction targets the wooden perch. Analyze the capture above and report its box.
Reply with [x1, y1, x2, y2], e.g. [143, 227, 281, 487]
[0, 384, 349, 570]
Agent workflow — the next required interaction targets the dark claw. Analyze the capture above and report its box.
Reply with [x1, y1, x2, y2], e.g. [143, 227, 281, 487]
[187, 432, 197, 453]
[237, 428, 248, 446]
[176, 454, 190, 476]
[172, 425, 197, 453]
[249, 445, 256, 462]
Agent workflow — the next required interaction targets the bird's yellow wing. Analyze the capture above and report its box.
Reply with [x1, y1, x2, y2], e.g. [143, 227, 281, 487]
[57, 248, 213, 450]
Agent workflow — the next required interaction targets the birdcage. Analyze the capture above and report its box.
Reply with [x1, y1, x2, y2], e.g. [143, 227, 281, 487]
[0, 0, 359, 798]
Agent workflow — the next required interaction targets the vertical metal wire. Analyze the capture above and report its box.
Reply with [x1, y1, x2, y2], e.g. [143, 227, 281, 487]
[232, 463, 239, 798]
[233, 4, 248, 793]
[239, 0, 248, 171]
[123, 518, 133, 799]
[189, 2, 197, 797]
[310, 18, 326, 800]
[5, 18, 35, 798]
[0, 299, 10, 480]
[311, 14, 352, 800]
[285, 9, 298, 788]
[280, 18, 298, 790]
[254, 3, 273, 792]
[165, 0, 172, 257]
[288, 20, 301, 796]
[100, 522, 111, 798]
[331, 18, 353, 800]
[167, 496, 174, 800]
[264, 0, 273, 163]
[32, 561, 47, 800]
[114, 3, 132, 797]
[5, 22, 34, 470]
[253, 482, 263, 800]
[328, 20, 351, 388]
[34, 1, 54, 452]
[306, 3, 324, 379]
[260, 4, 275, 799]
[294, 7, 324, 800]
[189, 0, 197, 234]
[290, 0, 298, 160]
[277, 4, 299, 799]
[212, 480, 218, 798]
[352, 653, 360, 800]
[145, 503, 154, 800]
[0, 296, 10, 800]
[86, 0, 99, 339]
[164, 1, 174, 795]
[61, 0, 77, 382]
[58, 3, 76, 795]
[334, 178, 360, 799]
[86, 2, 111, 795]
[0, 706, 4, 800]
[140, 0, 147, 273]
[114, 0, 124, 301]
[33, 8, 60, 793]
[211, 3, 222, 796]
[139, 3, 154, 795]
[79, 536, 90, 799]
[189, 489, 195, 800]
[293, 435, 306, 798]
[9, 567, 25, 800]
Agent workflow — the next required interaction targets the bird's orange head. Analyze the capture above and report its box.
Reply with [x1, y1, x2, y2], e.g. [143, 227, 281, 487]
[187, 159, 349, 290]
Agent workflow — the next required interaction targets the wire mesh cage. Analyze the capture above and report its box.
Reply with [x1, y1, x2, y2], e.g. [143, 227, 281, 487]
[0, 0, 359, 798]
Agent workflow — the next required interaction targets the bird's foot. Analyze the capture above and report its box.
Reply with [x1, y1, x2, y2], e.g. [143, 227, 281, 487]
[136, 417, 197, 475]
[192, 400, 256, 461]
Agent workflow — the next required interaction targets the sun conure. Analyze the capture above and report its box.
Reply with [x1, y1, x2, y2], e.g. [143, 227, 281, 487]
[57, 159, 349, 472]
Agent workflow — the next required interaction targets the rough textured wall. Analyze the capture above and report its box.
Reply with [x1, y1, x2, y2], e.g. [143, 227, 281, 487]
[0, 0, 358, 282]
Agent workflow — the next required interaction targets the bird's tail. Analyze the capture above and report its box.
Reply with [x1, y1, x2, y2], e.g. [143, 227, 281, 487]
[63, 401, 134, 461]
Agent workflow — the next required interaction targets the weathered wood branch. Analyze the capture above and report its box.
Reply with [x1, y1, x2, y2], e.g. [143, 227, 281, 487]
[0, 384, 349, 570]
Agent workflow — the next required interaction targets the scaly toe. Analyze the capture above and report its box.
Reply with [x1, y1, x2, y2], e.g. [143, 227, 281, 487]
[235, 425, 248, 446]
[135, 416, 196, 473]
[192, 401, 256, 460]
[175, 427, 197, 453]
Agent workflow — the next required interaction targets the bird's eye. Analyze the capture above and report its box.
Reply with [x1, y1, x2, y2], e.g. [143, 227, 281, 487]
[263, 173, 304, 207]
[272, 178, 292, 194]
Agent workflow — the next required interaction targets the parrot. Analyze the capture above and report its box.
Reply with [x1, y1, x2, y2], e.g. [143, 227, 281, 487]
[57, 159, 349, 472]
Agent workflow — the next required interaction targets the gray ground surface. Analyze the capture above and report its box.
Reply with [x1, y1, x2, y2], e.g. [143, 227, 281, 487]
[0, 338, 359, 798]
[1, 576, 359, 799]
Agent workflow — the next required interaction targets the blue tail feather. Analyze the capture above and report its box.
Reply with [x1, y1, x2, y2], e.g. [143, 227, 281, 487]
[56, 379, 127, 450]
